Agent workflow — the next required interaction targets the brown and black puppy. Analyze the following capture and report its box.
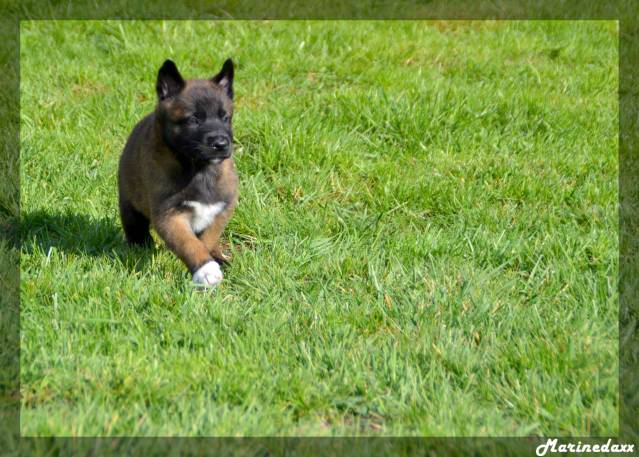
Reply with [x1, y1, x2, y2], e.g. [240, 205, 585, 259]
[118, 58, 238, 287]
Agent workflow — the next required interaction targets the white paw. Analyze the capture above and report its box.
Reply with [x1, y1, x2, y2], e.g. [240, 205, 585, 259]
[192, 260, 223, 287]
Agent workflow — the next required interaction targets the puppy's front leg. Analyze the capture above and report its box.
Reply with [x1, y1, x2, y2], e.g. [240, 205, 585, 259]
[154, 212, 223, 286]
[198, 204, 235, 263]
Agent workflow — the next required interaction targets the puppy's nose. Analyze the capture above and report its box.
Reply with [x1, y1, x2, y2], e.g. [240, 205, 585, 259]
[207, 135, 229, 151]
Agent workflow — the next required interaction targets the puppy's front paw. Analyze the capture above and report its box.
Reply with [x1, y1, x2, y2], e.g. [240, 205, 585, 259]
[192, 260, 223, 287]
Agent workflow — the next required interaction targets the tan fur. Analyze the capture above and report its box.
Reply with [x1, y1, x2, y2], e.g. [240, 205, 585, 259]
[198, 159, 238, 260]
[154, 211, 216, 272]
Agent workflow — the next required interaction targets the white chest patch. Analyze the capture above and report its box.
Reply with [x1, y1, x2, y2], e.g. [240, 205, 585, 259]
[183, 201, 226, 233]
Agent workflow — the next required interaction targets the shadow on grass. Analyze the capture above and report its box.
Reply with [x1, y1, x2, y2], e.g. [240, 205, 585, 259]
[20, 210, 155, 272]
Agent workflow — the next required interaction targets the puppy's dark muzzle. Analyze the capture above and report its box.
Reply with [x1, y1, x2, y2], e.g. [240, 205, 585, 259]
[206, 135, 230, 152]
[203, 135, 232, 161]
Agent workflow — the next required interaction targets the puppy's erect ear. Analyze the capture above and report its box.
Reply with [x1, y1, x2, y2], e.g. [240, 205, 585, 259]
[211, 58, 234, 99]
[156, 60, 185, 101]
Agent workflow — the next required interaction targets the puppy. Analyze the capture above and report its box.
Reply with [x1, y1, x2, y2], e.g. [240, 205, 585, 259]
[118, 58, 238, 287]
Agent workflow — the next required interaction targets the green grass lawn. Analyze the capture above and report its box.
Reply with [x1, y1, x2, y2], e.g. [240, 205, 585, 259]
[19, 20, 618, 436]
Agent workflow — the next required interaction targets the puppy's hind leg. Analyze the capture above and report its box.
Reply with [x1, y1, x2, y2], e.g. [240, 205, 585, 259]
[119, 199, 153, 246]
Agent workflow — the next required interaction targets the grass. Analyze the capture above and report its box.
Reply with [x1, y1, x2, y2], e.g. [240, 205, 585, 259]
[19, 20, 618, 436]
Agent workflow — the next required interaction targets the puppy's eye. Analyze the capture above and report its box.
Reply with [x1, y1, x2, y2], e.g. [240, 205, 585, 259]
[187, 115, 201, 126]
[219, 110, 230, 122]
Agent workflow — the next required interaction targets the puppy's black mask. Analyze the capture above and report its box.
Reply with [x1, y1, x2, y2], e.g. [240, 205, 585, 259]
[156, 59, 234, 164]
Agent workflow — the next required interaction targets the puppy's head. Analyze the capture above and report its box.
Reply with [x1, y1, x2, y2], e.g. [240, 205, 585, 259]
[155, 59, 234, 163]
